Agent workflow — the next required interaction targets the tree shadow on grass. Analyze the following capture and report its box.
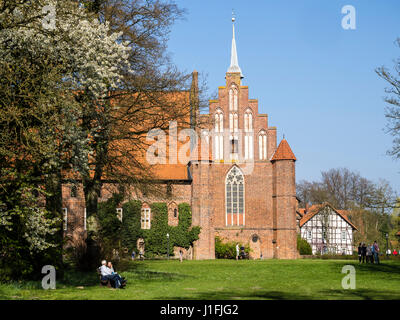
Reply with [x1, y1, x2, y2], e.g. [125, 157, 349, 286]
[318, 288, 400, 300]
[155, 287, 400, 300]
[321, 260, 400, 280]
[354, 261, 400, 275]
[56, 260, 191, 288]
[60, 270, 99, 287]
[126, 269, 189, 282]
[154, 289, 312, 300]
[123, 261, 191, 282]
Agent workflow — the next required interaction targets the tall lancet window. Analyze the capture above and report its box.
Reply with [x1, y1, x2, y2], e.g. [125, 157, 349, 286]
[229, 86, 238, 111]
[229, 113, 238, 160]
[214, 109, 224, 160]
[259, 130, 267, 160]
[225, 166, 245, 226]
[229, 113, 238, 132]
[244, 109, 253, 160]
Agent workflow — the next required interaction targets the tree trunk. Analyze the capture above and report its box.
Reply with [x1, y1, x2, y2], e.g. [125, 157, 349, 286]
[45, 169, 64, 277]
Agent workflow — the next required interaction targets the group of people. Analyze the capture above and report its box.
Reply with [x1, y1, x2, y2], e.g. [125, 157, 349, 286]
[235, 243, 247, 260]
[99, 260, 127, 289]
[131, 247, 146, 260]
[386, 248, 399, 256]
[357, 241, 381, 264]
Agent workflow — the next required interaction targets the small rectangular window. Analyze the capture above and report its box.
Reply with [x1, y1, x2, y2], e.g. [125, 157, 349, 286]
[141, 208, 151, 229]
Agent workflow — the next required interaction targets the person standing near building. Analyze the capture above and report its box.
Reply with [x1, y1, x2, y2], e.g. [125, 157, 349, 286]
[361, 243, 367, 263]
[240, 246, 246, 259]
[373, 241, 380, 264]
[236, 243, 239, 261]
[357, 243, 362, 263]
[366, 244, 373, 263]
[131, 250, 136, 261]
[139, 247, 144, 260]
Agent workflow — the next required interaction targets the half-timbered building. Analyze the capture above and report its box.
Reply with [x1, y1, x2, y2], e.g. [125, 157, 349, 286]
[298, 203, 358, 255]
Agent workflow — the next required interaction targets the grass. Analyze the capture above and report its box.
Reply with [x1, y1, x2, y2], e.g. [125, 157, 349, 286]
[1, 259, 400, 300]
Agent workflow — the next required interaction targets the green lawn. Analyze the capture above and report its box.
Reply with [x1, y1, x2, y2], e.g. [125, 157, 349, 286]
[1, 259, 400, 300]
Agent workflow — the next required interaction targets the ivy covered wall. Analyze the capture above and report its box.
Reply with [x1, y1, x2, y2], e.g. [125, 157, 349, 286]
[94, 195, 200, 258]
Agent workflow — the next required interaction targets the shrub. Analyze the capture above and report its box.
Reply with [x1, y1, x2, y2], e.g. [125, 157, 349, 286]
[297, 235, 312, 255]
[215, 236, 250, 259]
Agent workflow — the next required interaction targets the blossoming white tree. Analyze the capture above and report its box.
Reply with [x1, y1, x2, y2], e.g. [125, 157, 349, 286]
[0, 0, 132, 275]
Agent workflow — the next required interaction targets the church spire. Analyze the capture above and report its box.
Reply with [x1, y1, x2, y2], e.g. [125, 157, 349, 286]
[227, 11, 243, 77]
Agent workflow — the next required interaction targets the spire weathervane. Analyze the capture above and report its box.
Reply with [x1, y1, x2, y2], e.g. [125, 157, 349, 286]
[227, 10, 243, 77]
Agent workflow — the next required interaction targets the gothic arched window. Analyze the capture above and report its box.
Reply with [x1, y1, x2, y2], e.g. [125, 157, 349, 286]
[214, 109, 223, 133]
[259, 130, 267, 160]
[229, 86, 238, 111]
[229, 113, 238, 133]
[214, 109, 224, 160]
[202, 130, 210, 144]
[244, 110, 253, 132]
[244, 110, 253, 160]
[225, 166, 245, 226]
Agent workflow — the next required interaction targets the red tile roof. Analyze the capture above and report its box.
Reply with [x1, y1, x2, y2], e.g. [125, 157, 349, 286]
[298, 203, 358, 230]
[151, 164, 189, 180]
[271, 139, 296, 161]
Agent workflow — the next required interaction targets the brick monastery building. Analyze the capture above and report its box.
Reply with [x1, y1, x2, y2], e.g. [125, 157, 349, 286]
[62, 18, 299, 260]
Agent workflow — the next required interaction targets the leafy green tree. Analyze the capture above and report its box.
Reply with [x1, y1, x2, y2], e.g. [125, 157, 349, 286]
[0, 0, 132, 277]
[297, 235, 312, 255]
[172, 203, 201, 250]
[0, 174, 60, 280]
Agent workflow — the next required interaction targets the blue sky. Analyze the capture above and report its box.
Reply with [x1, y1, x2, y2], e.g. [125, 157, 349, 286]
[166, 0, 400, 192]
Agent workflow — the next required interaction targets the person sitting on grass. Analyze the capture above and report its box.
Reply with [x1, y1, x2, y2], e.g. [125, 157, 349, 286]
[99, 260, 127, 289]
